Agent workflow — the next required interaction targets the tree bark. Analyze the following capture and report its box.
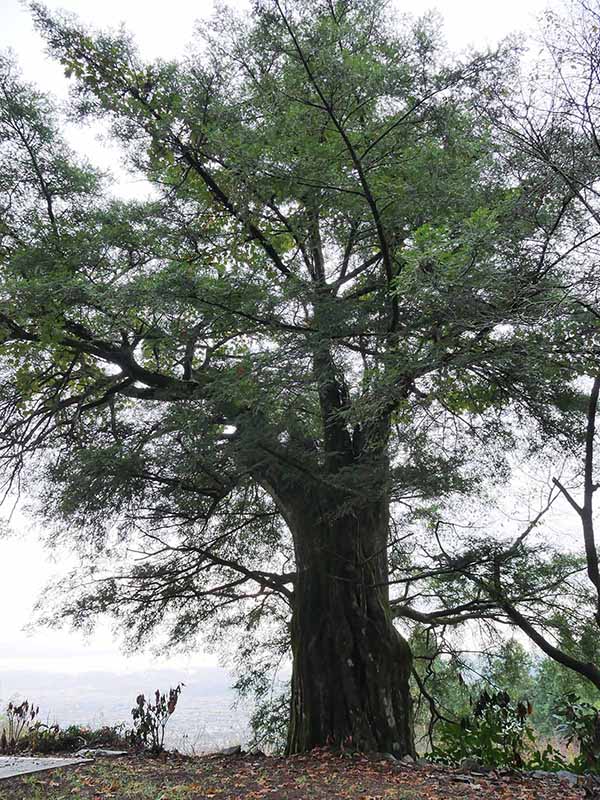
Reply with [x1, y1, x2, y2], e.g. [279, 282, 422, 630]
[281, 489, 415, 756]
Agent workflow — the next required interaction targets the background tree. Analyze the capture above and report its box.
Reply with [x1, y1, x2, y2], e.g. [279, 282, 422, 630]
[417, 379, 600, 692]
[0, 0, 598, 755]
[393, 0, 600, 702]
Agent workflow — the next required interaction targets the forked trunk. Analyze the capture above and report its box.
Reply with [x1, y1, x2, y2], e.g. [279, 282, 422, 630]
[283, 493, 414, 756]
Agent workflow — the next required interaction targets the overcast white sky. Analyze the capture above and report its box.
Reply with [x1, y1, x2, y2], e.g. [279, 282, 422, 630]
[0, 0, 553, 675]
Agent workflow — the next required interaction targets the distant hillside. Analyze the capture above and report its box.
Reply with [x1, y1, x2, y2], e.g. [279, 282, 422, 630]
[0, 666, 234, 700]
[0, 666, 250, 751]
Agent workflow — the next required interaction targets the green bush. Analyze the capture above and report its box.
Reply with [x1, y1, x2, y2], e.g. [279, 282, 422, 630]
[553, 692, 600, 772]
[28, 723, 128, 754]
[526, 742, 568, 772]
[28, 723, 82, 754]
[432, 690, 535, 769]
[0, 698, 130, 755]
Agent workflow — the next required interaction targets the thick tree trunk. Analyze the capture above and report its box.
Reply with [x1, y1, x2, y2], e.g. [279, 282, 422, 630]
[282, 492, 414, 756]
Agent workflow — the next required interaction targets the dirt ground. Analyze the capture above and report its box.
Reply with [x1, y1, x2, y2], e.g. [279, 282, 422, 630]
[0, 749, 588, 800]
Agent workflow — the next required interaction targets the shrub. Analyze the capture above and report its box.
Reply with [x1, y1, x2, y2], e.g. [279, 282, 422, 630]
[553, 692, 600, 772]
[0, 698, 130, 755]
[82, 723, 129, 749]
[28, 723, 76, 754]
[432, 690, 534, 769]
[526, 741, 568, 772]
[28, 723, 128, 754]
[129, 684, 183, 755]
[0, 700, 40, 754]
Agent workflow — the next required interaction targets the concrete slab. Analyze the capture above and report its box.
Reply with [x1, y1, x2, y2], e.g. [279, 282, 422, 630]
[0, 756, 93, 781]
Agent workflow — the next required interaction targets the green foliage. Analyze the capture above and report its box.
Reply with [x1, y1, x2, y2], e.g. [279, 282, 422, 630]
[129, 685, 183, 755]
[28, 723, 128, 754]
[553, 693, 600, 772]
[0, 698, 128, 755]
[410, 628, 473, 741]
[412, 636, 540, 756]
[432, 690, 534, 768]
[532, 656, 600, 736]
[481, 641, 536, 702]
[247, 692, 289, 755]
[413, 635, 600, 772]
[229, 609, 291, 754]
[526, 742, 568, 772]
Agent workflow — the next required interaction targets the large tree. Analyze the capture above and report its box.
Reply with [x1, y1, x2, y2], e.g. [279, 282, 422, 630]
[0, 0, 596, 755]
